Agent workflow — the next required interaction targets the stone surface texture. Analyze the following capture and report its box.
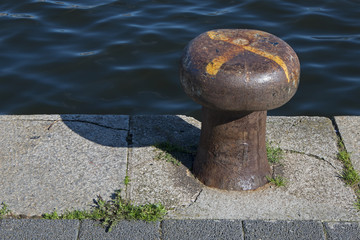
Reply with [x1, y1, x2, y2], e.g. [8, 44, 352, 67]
[162, 219, 243, 240]
[0, 115, 128, 216]
[78, 220, 160, 240]
[0, 114, 359, 224]
[0, 219, 79, 240]
[127, 115, 202, 209]
[324, 221, 360, 240]
[243, 220, 325, 240]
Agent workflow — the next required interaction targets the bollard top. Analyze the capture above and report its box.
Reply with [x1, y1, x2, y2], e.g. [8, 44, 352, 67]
[180, 29, 300, 111]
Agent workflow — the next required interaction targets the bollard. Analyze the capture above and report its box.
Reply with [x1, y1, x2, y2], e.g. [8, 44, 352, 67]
[180, 29, 300, 190]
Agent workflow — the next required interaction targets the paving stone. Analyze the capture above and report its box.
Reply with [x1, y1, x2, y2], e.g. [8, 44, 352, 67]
[335, 116, 360, 173]
[266, 116, 339, 168]
[243, 220, 325, 240]
[0, 115, 128, 216]
[78, 220, 160, 240]
[324, 221, 360, 240]
[127, 115, 202, 209]
[162, 219, 243, 240]
[0, 115, 129, 131]
[0, 219, 79, 240]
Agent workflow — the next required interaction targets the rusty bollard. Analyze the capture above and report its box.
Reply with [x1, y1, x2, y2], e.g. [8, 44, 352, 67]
[180, 29, 300, 190]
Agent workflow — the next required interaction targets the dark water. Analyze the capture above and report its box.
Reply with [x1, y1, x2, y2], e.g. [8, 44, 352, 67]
[0, 0, 359, 118]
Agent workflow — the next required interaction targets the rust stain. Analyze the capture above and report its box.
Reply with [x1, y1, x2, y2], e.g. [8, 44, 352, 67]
[206, 31, 291, 83]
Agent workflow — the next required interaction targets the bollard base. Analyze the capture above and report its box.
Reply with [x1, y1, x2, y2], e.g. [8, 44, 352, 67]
[193, 108, 271, 191]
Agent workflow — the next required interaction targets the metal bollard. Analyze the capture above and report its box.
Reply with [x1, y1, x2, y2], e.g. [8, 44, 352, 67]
[180, 29, 300, 190]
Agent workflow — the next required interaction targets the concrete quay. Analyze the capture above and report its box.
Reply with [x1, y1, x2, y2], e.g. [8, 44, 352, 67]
[0, 114, 359, 239]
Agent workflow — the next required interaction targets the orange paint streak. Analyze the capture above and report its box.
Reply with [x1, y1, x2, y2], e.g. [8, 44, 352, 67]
[206, 31, 291, 83]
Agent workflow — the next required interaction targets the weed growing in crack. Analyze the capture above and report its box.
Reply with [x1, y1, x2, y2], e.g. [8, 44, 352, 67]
[124, 175, 130, 186]
[0, 202, 11, 219]
[337, 138, 360, 211]
[266, 142, 283, 164]
[266, 142, 287, 187]
[93, 190, 166, 232]
[337, 147, 360, 186]
[266, 176, 287, 187]
[42, 190, 167, 232]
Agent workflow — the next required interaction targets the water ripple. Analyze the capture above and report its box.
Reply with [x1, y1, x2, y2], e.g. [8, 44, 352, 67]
[0, 0, 359, 115]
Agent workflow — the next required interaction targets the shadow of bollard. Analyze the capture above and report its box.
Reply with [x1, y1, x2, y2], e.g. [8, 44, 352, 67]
[60, 114, 203, 209]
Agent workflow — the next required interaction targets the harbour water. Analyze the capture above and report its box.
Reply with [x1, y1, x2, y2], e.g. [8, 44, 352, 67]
[0, 0, 359, 117]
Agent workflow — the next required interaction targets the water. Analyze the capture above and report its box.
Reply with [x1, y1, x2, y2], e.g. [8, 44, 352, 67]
[0, 0, 359, 118]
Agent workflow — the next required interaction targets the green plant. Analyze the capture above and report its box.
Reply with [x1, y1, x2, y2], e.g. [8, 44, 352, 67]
[337, 138, 360, 211]
[266, 176, 287, 187]
[154, 142, 193, 166]
[266, 142, 283, 164]
[42, 190, 166, 232]
[0, 202, 11, 219]
[124, 176, 130, 186]
[93, 190, 166, 232]
[337, 141, 360, 186]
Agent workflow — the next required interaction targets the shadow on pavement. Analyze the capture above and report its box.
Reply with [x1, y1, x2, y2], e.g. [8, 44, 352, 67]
[60, 114, 201, 170]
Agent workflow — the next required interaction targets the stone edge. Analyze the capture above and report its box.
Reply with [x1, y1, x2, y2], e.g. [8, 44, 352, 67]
[1, 219, 359, 239]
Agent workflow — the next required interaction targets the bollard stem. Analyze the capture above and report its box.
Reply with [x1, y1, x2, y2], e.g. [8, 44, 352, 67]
[193, 108, 271, 190]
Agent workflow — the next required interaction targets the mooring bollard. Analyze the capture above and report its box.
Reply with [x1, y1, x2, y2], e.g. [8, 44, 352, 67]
[180, 29, 300, 190]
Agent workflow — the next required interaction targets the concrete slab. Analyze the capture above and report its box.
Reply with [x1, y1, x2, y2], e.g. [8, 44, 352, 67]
[324, 221, 360, 240]
[335, 116, 360, 173]
[169, 116, 359, 221]
[0, 219, 79, 240]
[78, 220, 160, 240]
[170, 154, 359, 221]
[0, 115, 129, 131]
[266, 116, 339, 168]
[1, 114, 358, 224]
[0, 115, 129, 216]
[243, 220, 325, 240]
[127, 115, 202, 209]
[162, 219, 243, 240]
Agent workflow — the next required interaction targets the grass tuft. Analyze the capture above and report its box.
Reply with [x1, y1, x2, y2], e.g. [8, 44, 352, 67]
[337, 140, 360, 186]
[337, 139, 360, 211]
[42, 190, 166, 232]
[124, 176, 130, 186]
[266, 142, 283, 164]
[0, 202, 11, 219]
[266, 176, 287, 187]
[93, 190, 166, 232]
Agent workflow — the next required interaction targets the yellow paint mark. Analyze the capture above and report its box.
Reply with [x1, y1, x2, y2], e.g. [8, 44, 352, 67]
[242, 45, 290, 83]
[206, 56, 227, 76]
[206, 50, 242, 76]
[207, 31, 231, 42]
[206, 31, 291, 83]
